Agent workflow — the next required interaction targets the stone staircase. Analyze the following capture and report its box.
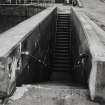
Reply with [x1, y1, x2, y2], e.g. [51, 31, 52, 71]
[51, 13, 72, 72]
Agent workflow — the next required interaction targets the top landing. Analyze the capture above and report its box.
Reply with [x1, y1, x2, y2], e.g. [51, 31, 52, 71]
[54, 4, 72, 14]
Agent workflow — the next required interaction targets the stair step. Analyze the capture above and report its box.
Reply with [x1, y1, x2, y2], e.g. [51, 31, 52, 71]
[56, 33, 70, 35]
[56, 27, 71, 29]
[56, 43, 70, 46]
[54, 51, 69, 54]
[57, 23, 71, 25]
[57, 16, 70, 18]
[52, 57, 72, 60]
[56, 25, 71, 28]
[56, 40, 70, 42]
[56, 25, 72, 27]
[57, 27, 71, 30]
[56, 43, 70, 45]
[57, 27, 70, 29]
[56, 35, 71, 36]
[57, 19, 70, 21]
[56, 36, 70, 38]
[55, 45, 70, 47]
[57, 22, 72, 24]
[56, 29, 70, 31]
[52, 60, 71, 64]
[55, 49, 68, 52]
[55, 49, 69, 51]
[56, 29, 72, 31]
[55, 42, 70, 45]
[54, 49, 71, 54]
[52, 65, 71, 68]
[56, 34, 71, 36]
[57, 17, 70, 19]
[58, 14, 70, 16]
[57, 20, 71, 22]
[56, 39, 70, 41]
[56, 30, 71, 32]
[56, 34, 70, 36]
[57, 21, 71, 23]
[57, 24, 72, 26]
[55, 48, 70, 51]
[57, 19, 71, 20]
[56, 41, 70, 43]
[56, 32, 70, 34]
[52, 67, 71, 71]
[57, 22, 70, 24]
[53, 55, 70, 58]
[56, 42, 69, 46]
[56, 37, 70, 39]
[53, 58, 71, 61]
[56, 35, 71, 37]
[52, 63, 71, 66]
[56, 45, 71, 49]
[52, 64, 71, 67]
[56, 41, 70, 44]
[57, 15, 70, 17]
[56, 37, 71, 39]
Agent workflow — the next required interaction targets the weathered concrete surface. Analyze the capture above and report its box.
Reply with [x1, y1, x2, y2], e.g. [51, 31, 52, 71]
[0, 6, 56, 99]
[7, 84, 99, 105]
[72, 0, 105, 101]
[72, 7, 105, 101]
[80, 0, 105, 31]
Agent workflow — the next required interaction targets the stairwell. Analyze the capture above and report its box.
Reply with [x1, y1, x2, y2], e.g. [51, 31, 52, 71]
[52, 13, 72, 71]
[7, 6, 94, 105]
[50, 13, 73, 82]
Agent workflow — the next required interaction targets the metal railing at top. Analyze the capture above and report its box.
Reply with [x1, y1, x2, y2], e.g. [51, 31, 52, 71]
[0, 0, 54, 8]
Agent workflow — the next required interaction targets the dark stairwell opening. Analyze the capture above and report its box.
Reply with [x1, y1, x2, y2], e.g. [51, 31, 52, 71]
[16, 12, 90, 89]
[50, 14, 73, 83]
[48, 13, 89, 88]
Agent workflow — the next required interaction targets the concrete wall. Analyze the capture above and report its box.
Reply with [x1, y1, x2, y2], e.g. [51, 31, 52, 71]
[71, 8, 91, 85]
[71, 7, 105, 101]
[0, 6, 57, 98]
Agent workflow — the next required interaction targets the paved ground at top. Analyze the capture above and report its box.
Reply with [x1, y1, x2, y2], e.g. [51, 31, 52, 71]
[80, 0, 105, 31]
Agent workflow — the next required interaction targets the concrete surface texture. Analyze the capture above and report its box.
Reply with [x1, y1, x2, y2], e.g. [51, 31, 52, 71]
[8, 84, 100, 105]
[80, 0, 105, 31]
